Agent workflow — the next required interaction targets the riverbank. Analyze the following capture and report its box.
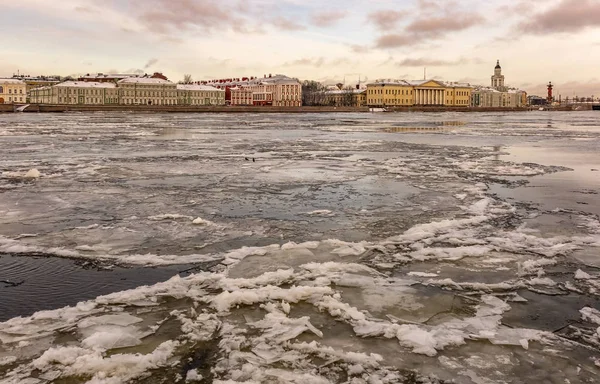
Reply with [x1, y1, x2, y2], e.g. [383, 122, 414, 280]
[0, 103, 588, 113]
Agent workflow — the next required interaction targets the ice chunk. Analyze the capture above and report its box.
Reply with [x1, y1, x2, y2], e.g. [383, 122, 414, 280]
[78, 313, 143, 329]
[24, 169, 41, 179]
[574, 269, 592, 280]
[407, 272, 439, 278]
[192, 217, 214, 226]
[528, 277, 556, 287]
[580, 307, 600, 325]
[186, 369, 203, 382]
[81, 327, 143, 350]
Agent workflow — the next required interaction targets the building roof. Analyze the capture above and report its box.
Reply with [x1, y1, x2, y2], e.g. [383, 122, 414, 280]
[326, 89, 366, 95]
[367, 79, 412, 86]
[0, 78, 26, 85]
[117, 77, 174, 85]
[176, 84, 224, 91]
[55, 81, 116, 88]
[204, 74, 300, 87]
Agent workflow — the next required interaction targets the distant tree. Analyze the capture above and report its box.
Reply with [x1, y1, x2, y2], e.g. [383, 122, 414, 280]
[183, 74, 193, 84]
[302, 80, 328, 106]
[341, 86, 355, 107]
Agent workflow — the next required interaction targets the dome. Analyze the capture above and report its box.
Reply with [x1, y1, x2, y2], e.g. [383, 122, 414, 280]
[495, 60, 501, 69]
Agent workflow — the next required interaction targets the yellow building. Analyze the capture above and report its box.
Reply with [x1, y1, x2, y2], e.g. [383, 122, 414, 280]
[442, 82, 473, 107]
[366, 79, 472, 107]
[0, 79, 27, 104]
[366, 80, 413, 107]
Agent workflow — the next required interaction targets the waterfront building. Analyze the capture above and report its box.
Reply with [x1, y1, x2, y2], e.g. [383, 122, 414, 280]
[471, 87, 527, 108]
[117, 77, 177, 105]
[366, 79, 472, 107]
[206, 74, 302, 107]
[0, 78, 27, 104]
[471, 61, 527, 108]
[324, 87, 367, 107]
[176, 84, 225, 105]
[29, 81, 119, 105]
[491, 60, 505, 90]
[230, 86, 253, 106]
[28, 76, 226, 106]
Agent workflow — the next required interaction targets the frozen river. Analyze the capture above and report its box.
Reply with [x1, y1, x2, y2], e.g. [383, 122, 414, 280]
[0, 111, 599, 383]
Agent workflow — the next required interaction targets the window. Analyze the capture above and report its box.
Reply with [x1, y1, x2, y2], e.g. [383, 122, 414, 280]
[9, 89, 12, 94]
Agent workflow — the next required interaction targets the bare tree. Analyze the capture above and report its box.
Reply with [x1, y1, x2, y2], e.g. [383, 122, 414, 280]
[302, 80, 328, 106]
[182, 74, 193, 84]
[341, 86, 355, 107]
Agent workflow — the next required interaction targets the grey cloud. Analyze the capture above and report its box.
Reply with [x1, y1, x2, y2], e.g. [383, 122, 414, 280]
[133, 0, 247, 34]
[272, 17, 306, 31]
[405, 13, 484, 36]
[284, 57, 326, 67]
[311, 10, 348, 27]
[518, 0, 600, 34]
[396, 57, 469, 67]
[375, 34, 416, 48]
[350, 44, 370, 53]
[367, 10, 407, 30]
[373, 1, 484, 49]
[144, 58, 158, 69]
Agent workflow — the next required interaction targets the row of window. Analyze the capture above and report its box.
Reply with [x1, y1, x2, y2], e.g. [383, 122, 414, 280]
[3, 97, 24, 102]
[0, 88, 25, 94]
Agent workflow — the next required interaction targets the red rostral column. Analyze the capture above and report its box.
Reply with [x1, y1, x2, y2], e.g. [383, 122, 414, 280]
[547, 82, 553, 103]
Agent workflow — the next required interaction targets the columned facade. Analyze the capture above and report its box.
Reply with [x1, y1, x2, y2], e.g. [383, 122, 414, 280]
[415, 88, 445, 105]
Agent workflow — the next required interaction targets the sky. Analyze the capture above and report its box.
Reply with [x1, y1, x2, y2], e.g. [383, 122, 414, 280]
[2, 0, 600, 96]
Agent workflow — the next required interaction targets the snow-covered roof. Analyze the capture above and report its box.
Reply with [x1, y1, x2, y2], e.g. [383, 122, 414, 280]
[118, 77, 174, 85]
[176, 84, 224, 91]
[55, 81, 116, 89]
[326, 89, 366, 95]
[205, 74, 300, 87]
[441, 81, 472, 88]
[367, 80, 412, 86]
[29, 86, 52, 92]
[0, 78, 26, 85]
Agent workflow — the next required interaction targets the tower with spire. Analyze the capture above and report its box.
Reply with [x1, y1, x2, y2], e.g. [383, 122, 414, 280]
[491, 60, 505, 90]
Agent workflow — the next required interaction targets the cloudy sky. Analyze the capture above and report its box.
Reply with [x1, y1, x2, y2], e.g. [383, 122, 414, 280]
[2, 0, 600, 96]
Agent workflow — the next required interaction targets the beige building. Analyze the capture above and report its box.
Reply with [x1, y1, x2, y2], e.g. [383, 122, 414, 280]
[471, 61, 527, 108]
[366, 79, 472, 107]
[118, 77, 177, 105]
[471, 88, 527, 108]
[29, 81, 119, 104]
[176, 84, 225, 105]
[0, 79, 27, 104]
[230, 86, 253, 106]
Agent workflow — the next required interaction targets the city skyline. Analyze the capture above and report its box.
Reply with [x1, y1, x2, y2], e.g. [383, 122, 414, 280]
[2, 0, 600, 97]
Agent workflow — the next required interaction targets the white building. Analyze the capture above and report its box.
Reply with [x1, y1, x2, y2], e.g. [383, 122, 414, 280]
[117, 77, 177, 106]
[0, 79, 27, 104]
[471, 61, 527, 108]
[29, 81, 119, 105]
[176, 84, 225, 106]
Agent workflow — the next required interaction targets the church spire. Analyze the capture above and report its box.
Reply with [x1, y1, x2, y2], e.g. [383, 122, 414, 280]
[495, 60, 501, 69]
